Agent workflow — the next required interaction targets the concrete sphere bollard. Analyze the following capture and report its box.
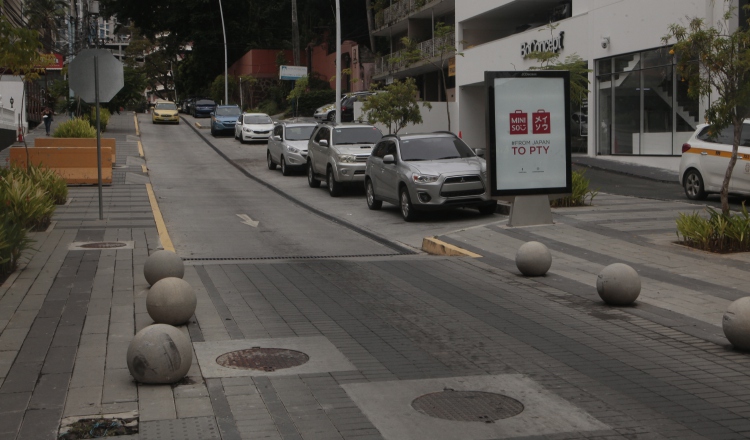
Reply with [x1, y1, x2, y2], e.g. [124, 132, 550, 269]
[126, 324, 192, 384]
[515, 241, 552, 277]
[146, 277, 197, 326]
[723, 297, 750, 350]
[143, 250, 184, 286]
[596, 263, 641, 305]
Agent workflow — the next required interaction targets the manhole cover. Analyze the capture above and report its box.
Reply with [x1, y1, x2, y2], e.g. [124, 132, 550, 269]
[216, 348, 309, 372]
[78, 242, 128, 249]
[411, 390, 524, 422]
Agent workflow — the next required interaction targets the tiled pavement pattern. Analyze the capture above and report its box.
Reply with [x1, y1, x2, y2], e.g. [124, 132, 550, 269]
[2, 114, 750, 439]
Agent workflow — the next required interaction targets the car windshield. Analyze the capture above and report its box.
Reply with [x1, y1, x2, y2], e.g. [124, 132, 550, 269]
[286, 126, 315, 141]
[216, 107, 240, 117]
[333, 127, 382, 145]
[155, 103, 177, 110]
[197, 100, 215, 106]
[399, 137, 475, 161]
[244, 115, 272, 124]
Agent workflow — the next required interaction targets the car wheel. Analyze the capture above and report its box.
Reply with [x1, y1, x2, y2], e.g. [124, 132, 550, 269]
[327, 111, 335, 122]
[400, 187, 418, 222]
[477, 202, 497, 215]
[267, 150, 277, 170]
[684, 169, 707, 200]
[307, 160, 321, 188]
[366, 179, 382, 210]
[327, 167, 343, 197]
[234, 131, 239, 140]
[281, 156, 292, 176]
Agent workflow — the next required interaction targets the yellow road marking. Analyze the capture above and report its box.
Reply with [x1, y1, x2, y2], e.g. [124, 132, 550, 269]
[146, 183, 175, 252]
[141, 164, 147, 173]
[195, 122, 202, 129]
[138, 140, 144, 158]
[421, 237, 482, 258]
[134, 113, 140, 136]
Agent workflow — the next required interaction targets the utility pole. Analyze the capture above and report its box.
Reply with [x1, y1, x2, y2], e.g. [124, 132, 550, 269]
[335, 0, 341, 124]
[218, 0, 228, 105]
[291, 0, 300, 66]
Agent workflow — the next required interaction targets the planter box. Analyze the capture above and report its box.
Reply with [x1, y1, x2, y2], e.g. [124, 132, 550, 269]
[34, 137, 116, 164]
[9, 146, 113, 185]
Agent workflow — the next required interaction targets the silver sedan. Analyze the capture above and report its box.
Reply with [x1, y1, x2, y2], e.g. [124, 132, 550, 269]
[267, 122, 316, 176]
[364, 132, 497, 221]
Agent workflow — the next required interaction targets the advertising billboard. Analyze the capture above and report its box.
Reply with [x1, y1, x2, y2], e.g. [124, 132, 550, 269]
[485, 71, 572, 197]
[279, 65, 308, 80]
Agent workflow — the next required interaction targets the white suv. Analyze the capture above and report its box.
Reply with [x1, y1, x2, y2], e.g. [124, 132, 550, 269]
[307, 123, 383, 197]
[679, 122, 750, 200]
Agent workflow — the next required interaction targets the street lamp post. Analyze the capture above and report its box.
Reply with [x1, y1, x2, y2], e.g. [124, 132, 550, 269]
[239, 77, 243, 110]
[335, 0, 341, 124]
[218, 0, 228, 105]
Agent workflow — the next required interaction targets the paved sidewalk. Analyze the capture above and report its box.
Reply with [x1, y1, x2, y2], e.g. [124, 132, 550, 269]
[2, 115, 750, 440]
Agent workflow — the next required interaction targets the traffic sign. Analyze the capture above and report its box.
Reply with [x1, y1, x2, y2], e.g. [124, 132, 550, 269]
[69, 49, 124, 103]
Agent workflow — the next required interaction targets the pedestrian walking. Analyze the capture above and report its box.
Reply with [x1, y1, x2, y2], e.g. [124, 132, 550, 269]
[42, 106, 54, 136]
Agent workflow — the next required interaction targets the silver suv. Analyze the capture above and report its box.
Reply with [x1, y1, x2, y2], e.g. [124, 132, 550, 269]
[307, 123, 383, 197]
[364, 132, 497, 221]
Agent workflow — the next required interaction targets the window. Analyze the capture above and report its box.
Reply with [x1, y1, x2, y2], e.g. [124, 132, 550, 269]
[332, 127, 382, 145]
[243, 115, 272, 124]
[274, 125, 283, 137]
[385, 141, 398, 158]
[155, 102, 177, 110]
[399, 137, 474, 161]
[215, 107, 240, 117]
[698, 124, 750, 147]
[315, 127, 329, 144]
[285, 126, 315, 141]
[372, 141, 387, 158]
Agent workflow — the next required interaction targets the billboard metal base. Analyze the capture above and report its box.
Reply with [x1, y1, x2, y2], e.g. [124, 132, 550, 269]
[508, 195, 553, 227]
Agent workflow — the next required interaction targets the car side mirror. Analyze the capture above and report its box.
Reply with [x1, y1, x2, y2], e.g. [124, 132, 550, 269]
[473, 148, 486, 158]
[383, 154, 396, 164]
[273, 135, 281, 141]
[210, 112, 215, 116]
[319, 139, 329, 147]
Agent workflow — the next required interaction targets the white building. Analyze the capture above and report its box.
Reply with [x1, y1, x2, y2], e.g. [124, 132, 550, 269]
[456, 0, 745, 157]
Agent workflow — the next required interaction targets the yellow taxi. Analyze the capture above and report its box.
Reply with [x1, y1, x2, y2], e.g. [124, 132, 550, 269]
[151, 100, 179, 124]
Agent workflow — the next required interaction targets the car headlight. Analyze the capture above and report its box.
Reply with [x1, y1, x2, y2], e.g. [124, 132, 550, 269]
[412, 174, 439, 183]
[154, 112, 160, 116]
[288, 146, 301, 154]
[338, 154, 357, 163]
[244, 127, 251, 132]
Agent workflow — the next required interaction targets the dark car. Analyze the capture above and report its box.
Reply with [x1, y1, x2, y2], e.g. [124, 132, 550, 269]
[191, 99, 216, 118]
[341, 92, 376, 122]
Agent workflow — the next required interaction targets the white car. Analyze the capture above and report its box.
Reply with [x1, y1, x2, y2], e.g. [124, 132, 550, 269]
[267, 121, 316, 176]
[234, 113, 274, 143]
[679, 121, 750, 200]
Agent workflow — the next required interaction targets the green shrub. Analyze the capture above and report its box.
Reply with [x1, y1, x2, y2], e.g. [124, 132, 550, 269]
[3, 165, 68, 205]
[295, 90, 337, 116]
[0, 176, 55, 231]
[86, 107, 111, 132]
[676, 204, 750, 253]
[550, 170, 598, 207]
[0, 217, 33, 279]
[53, 117, 96, 138]
[257, 100, 280, 116]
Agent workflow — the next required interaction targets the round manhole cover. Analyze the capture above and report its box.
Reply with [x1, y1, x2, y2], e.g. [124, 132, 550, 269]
[411, 390, 524, 422]
[216, 348, 309, 372]
[79, 242, 128, 249]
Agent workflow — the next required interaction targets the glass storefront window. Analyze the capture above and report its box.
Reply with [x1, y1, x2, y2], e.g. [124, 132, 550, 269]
[641, 66, 673, 154]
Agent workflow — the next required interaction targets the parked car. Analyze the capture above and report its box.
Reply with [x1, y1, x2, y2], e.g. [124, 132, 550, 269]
[191, 98, 216, 118]
[313, 92, 377, 122]
[234, 113, 275, 143]
[267, 121, 317, 176]
[307, 122, 383, 197]
[182, 97, 195, 114]
[364, 132, 497, 221]
[679, 121, 750, 200]
[151, 100, 179, 124]
[210, 105, 242, 136]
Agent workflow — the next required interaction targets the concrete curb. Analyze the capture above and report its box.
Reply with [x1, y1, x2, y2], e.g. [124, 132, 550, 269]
[421, 237, 482, 257]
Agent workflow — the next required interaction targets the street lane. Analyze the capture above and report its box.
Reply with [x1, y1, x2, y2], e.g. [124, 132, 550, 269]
[138, 114, 402, 259]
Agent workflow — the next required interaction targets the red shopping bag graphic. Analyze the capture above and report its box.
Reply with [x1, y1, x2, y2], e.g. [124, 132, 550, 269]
[509, 110, 528, 135]
[532, 110, 551, 134]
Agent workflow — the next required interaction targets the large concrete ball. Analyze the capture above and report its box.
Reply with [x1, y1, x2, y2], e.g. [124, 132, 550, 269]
[146, 277, 197, 326]
[515, 241, 552, 277]
[144, 250, 184, 286]
[723, 297, 750, 350]
[596, 263, 641, 305]
[127, 324, 192, 384]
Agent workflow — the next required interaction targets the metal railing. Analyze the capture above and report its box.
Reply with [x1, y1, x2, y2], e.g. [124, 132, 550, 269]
[375, 0, 430, 29]
[374, 31, 454, 76]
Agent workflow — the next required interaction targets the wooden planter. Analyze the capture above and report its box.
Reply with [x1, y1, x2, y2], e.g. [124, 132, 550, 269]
[34, 137, 117, 164]
[9, 146, 113, 185]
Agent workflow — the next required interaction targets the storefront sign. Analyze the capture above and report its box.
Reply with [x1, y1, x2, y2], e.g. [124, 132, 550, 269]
[485, 71, 571, 197]
[520, 31, 565, 57]
[279, 65, 307, 80]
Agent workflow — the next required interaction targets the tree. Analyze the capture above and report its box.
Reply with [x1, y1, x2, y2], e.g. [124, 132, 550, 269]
[392, 22, 460, 131]
[24, 0, 67, 52]
[664, 3, 750, 215]
[360, 78, 430, 134]
[210, 74, 238, 105]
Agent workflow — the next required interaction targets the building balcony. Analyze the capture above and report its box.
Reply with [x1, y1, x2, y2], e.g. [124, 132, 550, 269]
[373, 31, 454, 78]
[373, 0, 455, 36]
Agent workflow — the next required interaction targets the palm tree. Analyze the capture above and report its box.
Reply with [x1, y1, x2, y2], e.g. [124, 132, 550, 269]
[25, 0, 68, 52]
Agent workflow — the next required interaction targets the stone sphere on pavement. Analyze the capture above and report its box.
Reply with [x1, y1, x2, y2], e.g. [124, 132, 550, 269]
[146, 277, 197, 326]
[596, 263, 641, 305]
[723, 297, 750, 350]
[143, 250, 184, 286]
[126, 324, 192, 384]
[515, 241, 552, 277]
